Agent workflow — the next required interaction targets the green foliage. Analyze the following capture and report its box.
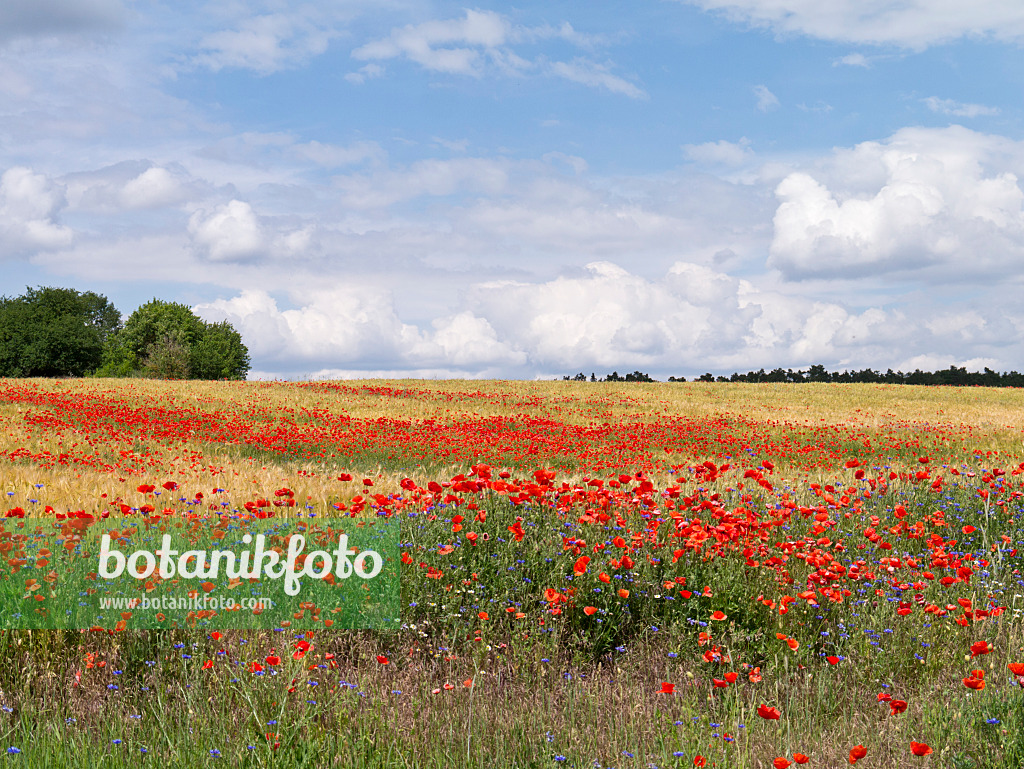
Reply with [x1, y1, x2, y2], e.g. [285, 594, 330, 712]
[0, 286, 121, 377]
[190, 320, 251, 380]
[0, 288, 251, 381]
[143, 334, 193, 379]
[97, 298, 250, 380]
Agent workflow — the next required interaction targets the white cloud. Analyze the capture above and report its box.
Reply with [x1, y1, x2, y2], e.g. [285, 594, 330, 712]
[429, 312, 527, 366]
[195, 287, 431, 369]
[923, 97, 1000, 118]
[120, 167, 185, 208]
[351, 10, 644, 97]
[194, 12, 335, 74]
[344, 62, 384, 84]
[754, 84, 780, 112]
[0, 166, 73, 256]
[683, 138, 753, 166]
[60, 161, 205, 213]
[892, 353, 999, 373]
[188, 200, 265, 261]
[352, 9, 509, 75]
[686, 0, 1024, 48]
[833, 53, 870, 67]
[548, 58, 646, 99]
[768, 126, 1024, 278]
[192, 260, 1024, 379]
[926, 311, 987, 340]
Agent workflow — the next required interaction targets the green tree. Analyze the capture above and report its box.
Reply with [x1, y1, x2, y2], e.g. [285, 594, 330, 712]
[189, 321, 250, 380]
[0, 286, 121, 377]
[97, 298, 250, 380]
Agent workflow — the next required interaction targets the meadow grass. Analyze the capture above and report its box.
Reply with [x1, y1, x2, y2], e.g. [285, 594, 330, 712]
[0, 378, 1022, 767]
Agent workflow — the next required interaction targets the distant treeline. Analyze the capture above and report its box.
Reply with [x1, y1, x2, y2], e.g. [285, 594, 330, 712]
[562, 371, 656, 382]
[565, 364, 1024, 387]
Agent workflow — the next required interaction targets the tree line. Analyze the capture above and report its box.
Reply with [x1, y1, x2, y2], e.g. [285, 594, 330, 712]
[687, 364, 1024, 387]
[0, 287, 250, 380]
[565, 364, 1024, 387]
[562, 371, 656, 382]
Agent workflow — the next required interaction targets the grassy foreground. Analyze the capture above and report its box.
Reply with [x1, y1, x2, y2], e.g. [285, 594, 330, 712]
[0, 378, 1022, 768]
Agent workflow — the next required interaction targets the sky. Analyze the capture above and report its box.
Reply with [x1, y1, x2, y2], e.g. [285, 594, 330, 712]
[3, 0, 1024, 380]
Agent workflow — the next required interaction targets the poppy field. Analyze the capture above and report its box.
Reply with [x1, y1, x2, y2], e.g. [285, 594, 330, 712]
[0, 378, 1022, 768]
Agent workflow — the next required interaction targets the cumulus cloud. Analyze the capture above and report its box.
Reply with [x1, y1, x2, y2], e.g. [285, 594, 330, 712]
[0, 166, 73, 257]
[685, 0, 1024, 48]
[193, 288, 523, 371]
[768, 126, 1024, 278]
[0, 0, 124, 42]
[923, 97, 1000, 118]
[190, 261, 1024, 379]
[188, 200, 266, 261]
[194, 288, 412, 365]
[63, 161, 202, 211]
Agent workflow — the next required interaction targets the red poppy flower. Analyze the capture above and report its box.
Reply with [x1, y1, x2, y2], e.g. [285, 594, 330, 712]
[265, 655, 281, 666]
[757, 704, 781, 720]
[1008, 662, 1024, 676]
[910, 742, 932, 757]
[659, 682, 675, 694]
[849, 744, 867, 763]
[376, 655, 389, 665]
[693, 757, 706, 768]
[793, 754, 809, 764]
[889, 700, 908, 715]
[773, 759, 790, 769]
[710, 610, 727, 621]
[970, 640, 991, 657]
[583, 606, 598, 616]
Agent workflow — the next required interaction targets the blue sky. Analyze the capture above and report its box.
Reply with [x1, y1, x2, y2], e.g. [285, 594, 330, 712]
[4, 0, 1024, 379]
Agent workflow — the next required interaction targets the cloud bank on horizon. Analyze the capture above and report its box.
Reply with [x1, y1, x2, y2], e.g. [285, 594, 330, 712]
[2, 0, 1024, 380]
